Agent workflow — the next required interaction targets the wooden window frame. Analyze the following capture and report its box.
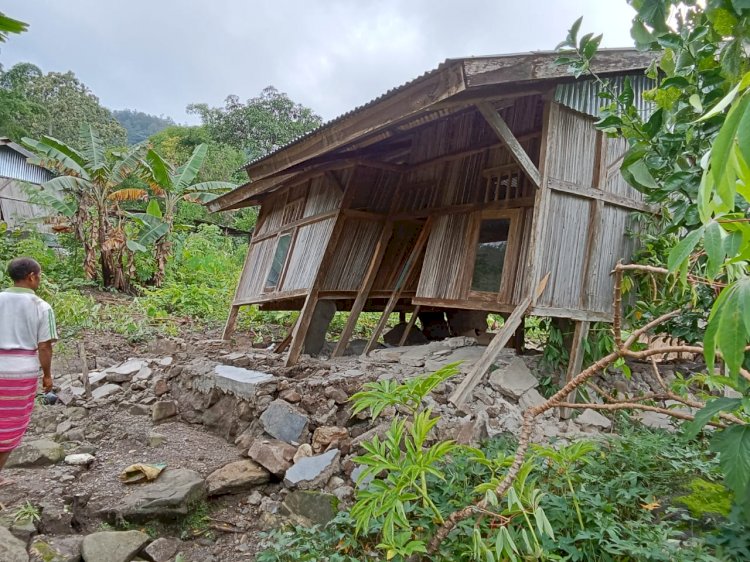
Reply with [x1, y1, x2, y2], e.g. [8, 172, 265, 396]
[464, 208, 522, 304]
[264, 230, 294, 293]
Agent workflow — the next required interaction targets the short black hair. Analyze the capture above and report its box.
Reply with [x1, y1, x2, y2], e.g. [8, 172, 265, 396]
[7, 257, 41, 281]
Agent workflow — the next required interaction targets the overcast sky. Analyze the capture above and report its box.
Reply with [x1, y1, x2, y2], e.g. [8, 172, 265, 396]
[1, 1, 637, 124]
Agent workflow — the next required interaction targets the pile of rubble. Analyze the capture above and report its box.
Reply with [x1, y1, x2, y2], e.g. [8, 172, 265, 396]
[0, 336, 627, 561]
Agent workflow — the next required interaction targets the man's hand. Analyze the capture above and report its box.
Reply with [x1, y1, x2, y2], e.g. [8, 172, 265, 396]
[42, 373, 53, 393]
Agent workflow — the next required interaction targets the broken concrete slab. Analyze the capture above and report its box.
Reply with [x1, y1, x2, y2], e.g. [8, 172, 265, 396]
[489, 357, 538, 398]
[425, 345, 486, 373]
[91, 383, 122, 401]
[206, 459, 270, 496]
[213, 365, 277, 399]
[576, 409, 612, 429]
[247, 439, 297, 477]
[260, 399, 309, 444]
[284, 448, 340, 490]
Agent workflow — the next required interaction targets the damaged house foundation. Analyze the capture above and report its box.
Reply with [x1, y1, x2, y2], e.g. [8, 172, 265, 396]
[209, 49, 655, 402]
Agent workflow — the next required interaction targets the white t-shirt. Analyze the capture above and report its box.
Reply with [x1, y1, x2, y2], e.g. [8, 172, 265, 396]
[0, 287, 58, 350]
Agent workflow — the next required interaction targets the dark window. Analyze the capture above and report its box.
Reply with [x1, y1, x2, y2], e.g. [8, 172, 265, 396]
[266, 234, 291, 289]
[471, 219, 510, 293]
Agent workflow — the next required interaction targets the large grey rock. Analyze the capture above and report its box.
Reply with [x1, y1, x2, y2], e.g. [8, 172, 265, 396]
[87, 371, 108, 389]
[142, 537, 179, 562]
[383, 323, 429, 346]
[519, 388, 547, 410]
[7, 439, 64, 468]
[247, 439, 297, 476]
[489, 357, 538, 398]
[39, 500, 74, 535]
[260, 400, 309, 444]
[282, 491, 339, 527]
[284, 448, 340, 490]
[91, 384, 122, 401]
[576, 409, 612, 429]
[0, 526, 28, 562]
[152, 400, 178, 422]
[304, 300, 336, 356]
[30, 534, 83, 562]
[81, 530, 149, 562]
[213, 365, 277, 399]
[105, 359, 146, 383]
[635, 410, 674, 430]
[206, 459, 270, 496]
[113, 468, 206, 522]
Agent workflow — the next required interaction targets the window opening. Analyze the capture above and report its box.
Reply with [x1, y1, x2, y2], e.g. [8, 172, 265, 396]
[470, 218, 510, 293]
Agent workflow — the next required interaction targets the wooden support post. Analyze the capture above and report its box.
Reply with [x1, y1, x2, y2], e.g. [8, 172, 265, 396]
[79, 341, 91, 400]
[332, 221, 394, 357]
[514, 316, 525, 355]
[285, 216, 348, 367]
[560, 320, 590, 419]
[449, 274, 549, 407]
[273, 319, 298, 354]
[476, 102, 541, 188]
[222, 304, 241, 340]
[398, 305, 421, 347]
[364, 218, 432, 355]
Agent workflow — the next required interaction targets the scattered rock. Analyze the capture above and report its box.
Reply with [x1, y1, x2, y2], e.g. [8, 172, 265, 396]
[312, 426, 348, 453]
[293, 444, 313, 464]
[260, 400, 309, 444]
[213, 365, 277, 399]
[0, 526, 29, 562]
[81, 530, 149, 562]
[142, 537, 179, 562]
[489, 357, 538, 398]
[576, 409, 612, 429]
[64, 453, 95, 467]
[206, 459, 270, 496]
[284, 449, 340, 490]
[132, 366, 153, 383]
[38, 500, 75, 535]
[30, 534, 83, 562]
[152, 400, 178, 422]
[91, 384, 122, 401]
[113, 468, 206, 522]
[350, 464, 374, 488]
[519, 388, 547, 410]
[148, 432, 166, 447]
[153, 379, 169, 397]
[128, 404, 150, 416]
[282, 490, 339, 526]
[278, 389, 301, 403]
[7, 439, 64, 468]
[635, 410, 674, 430]
[247, 439, 297, 477]
[323, 387, 348, 404]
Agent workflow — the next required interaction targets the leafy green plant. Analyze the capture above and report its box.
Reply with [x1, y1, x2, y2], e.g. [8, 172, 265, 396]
[12, 501, 40, 524]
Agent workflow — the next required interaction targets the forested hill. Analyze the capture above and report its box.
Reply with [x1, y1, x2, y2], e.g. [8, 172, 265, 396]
[112, 109, 175, 145]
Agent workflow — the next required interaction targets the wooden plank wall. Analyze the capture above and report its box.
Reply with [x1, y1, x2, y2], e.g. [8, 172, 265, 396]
[535, 104, 643, 318]
[322, 218, 385, 291]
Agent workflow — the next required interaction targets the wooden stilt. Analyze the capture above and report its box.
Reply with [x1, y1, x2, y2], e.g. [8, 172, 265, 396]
[332, 221, 394, 357]
[514, 316, 525, 355]
[222, 304, 241, 340]
[364, 218, 432, 355]
[285, 216, 348, 367]
[449, 274, 549, 407]
[398, 305, 421, 347]
[560, 320, 590, 419]
[273, 319, 298, 354]
[80, 341, 91, 400]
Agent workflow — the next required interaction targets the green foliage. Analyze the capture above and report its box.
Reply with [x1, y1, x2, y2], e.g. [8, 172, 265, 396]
[0, 63, 126, 147]
[0, 12, 28, 43]
[12, 501, 40, 524]
[677, 478, 733, 518]
[187, 86, 323, 160]
[113, 109, 174, 145]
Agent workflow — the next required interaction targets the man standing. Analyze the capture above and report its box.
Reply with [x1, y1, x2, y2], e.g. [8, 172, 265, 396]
[0, 257, 56, 486]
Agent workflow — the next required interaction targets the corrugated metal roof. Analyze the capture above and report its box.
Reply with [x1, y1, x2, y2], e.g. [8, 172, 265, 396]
[554, 74, 656, 119]
[0, 145, 52, 184]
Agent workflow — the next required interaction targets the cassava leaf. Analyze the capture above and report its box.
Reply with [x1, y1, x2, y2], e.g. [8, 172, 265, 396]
[710, 425, 750, 499]
[683, 397, 742, 438]
[667, 227, 705, 272]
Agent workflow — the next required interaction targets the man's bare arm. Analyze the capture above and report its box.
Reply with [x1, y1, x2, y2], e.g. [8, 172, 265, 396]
[38, 340, 53, 392]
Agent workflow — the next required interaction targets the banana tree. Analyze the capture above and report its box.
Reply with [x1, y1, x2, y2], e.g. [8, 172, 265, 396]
[143, 144, 235, 285]
[23, 124, 148, 291]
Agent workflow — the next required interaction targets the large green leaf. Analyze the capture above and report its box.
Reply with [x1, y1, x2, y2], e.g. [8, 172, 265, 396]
[111, 144, 146, 184]
[185, 181, 236, 193]
[78, 123, 107, 174]
[711, 94, 750, 207]
[683, 397, 743, 438]
[706, 277, 750, 376]
[703, 220, 725, 278]
[172, 144, 207, 191]
[146, 199, 163, 218]
[22, 136, 90, 180]
[710, 425, 750, 500]
[24, 184, 78, 217]
[132, 213, 169, 246]
[145, 149, 173, 191]
[667, 226, 705, 271]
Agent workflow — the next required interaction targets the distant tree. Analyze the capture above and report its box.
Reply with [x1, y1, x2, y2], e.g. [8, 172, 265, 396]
[113, 109, 175, 145]
[187, 86, 323, 160]
[0, 63, 126, 148]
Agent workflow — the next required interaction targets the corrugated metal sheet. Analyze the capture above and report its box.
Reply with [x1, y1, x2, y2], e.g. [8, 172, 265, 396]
[554, 74, 655, 119]
[0, 146, 52, 184]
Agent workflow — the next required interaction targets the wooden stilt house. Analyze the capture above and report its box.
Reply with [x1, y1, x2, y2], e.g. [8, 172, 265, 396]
[210, 49, 655, 372]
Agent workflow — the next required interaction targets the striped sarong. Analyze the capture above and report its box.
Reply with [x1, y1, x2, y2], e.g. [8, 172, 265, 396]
[0, 349, 39, 452]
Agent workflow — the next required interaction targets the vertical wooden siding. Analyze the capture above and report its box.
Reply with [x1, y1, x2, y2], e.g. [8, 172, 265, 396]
[280, 218, 336, 292]
[322, 218, 384, 291]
